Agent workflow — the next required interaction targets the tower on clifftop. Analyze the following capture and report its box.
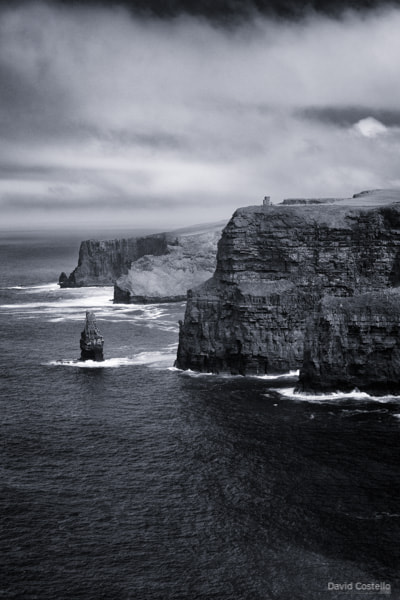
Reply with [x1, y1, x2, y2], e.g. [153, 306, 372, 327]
[263, 196, 271, 206]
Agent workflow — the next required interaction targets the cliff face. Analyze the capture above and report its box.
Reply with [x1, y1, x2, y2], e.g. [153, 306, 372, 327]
[176, 192, 400, 380]
[299, 292, 400, 393]
[176, 278, 311, 374]
[59, 235, 169, 287]
[114, 228, 222, 303]
[59, 222, 224, 291]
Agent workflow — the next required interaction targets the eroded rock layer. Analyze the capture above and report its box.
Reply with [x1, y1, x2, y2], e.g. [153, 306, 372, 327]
[114, 227, 222, 303]
[299, 292, 400, 393]
[60, 235, 169, 287]
[176, 192, 400, 379]
[59, 223, 224, 302]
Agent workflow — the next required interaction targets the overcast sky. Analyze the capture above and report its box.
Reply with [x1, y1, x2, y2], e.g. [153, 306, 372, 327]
[1, 0, 400, 232]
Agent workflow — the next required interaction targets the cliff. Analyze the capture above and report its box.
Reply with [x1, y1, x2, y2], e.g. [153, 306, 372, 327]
[59, 222, 224, 294]
[176, 190, 400, 388]
[299, 291, 400, 393]
[114, 227, 222, 303]
[59, 235, 169, 287]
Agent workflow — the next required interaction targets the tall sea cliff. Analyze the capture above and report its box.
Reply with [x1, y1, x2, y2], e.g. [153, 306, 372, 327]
[59, 235, 169, 287]
[176, 190, 400, 392]
[59, 223, 224, 302]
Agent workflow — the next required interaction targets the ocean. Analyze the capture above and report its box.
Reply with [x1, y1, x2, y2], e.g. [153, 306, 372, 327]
[1, 234, 399, 600]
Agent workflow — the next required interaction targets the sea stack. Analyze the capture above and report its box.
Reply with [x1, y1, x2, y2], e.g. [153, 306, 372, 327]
[80, 311, 104, 361]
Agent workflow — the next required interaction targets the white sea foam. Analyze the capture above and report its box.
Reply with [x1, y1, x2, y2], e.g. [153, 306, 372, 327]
[129, 351, 176, 366]
[170, 366, 220, 377]
[173, 368, 253, 379]
[175, 368, 217, 378]
[46, 350, 175, 369]
[1, 287, 114, 312]
[255, 370, 300, 380]
[171, 368, 300, 380]
[0, 285, 177, 329]
[1, 283, 60, 291]
[48, 358, 137, 368]
[275, 387, 400, 403]
[27, 283, 61, 292]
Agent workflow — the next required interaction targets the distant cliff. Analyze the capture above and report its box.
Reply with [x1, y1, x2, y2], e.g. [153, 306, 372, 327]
[114, 226, 222, 303]
[59, 235, 169, 287]
[176, 190, 400, 391]
[59, 223, 224, 304]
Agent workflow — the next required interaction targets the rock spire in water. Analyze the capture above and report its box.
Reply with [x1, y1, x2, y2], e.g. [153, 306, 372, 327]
[80, 311, 104, 362]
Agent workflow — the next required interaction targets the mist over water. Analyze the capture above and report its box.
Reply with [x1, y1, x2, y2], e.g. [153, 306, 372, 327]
[1, 235, 400, 600]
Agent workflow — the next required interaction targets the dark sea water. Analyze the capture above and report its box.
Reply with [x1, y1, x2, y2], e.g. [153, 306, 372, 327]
[1, 235, 400, 600]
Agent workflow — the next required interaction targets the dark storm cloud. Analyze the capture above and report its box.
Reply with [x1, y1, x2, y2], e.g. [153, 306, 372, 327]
[1, 1, 400, 230]
[54, 0, 400, 21]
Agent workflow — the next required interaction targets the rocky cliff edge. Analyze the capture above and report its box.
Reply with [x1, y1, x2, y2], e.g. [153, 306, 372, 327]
[176, 189, 400, 392]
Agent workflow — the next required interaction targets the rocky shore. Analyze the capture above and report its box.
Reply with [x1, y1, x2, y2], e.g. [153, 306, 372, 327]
[176, 189, 400, 393]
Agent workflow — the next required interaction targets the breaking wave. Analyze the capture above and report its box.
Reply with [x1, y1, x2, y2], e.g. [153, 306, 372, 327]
[0, 284, 178, 330]
[1, 286, 114, 312]
[170, 367, 217, 377]
[0, 283, 60, 291]
[275, 387, 400, 404]
[255, 370, 300, 380]
[46, 350, 176, 369]
[170, 368, 300, 380]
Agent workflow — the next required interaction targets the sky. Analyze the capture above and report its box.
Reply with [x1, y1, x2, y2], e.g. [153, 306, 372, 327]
[1, 0, 400, 232]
